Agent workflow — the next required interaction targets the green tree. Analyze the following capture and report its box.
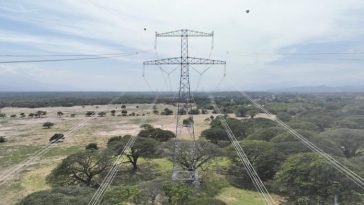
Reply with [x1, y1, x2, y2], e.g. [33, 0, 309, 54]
[287, 119, 321, 132]
[322, 128, 364, 158]
[234, 106, 248, 117]
[43, 122, 54, 129]
[228, 140, 284, 182]
[164, 140, 223, 170]
[56, 111, 63, 118]
[110, 110, 116, 116]
[37, 110, 47, 117]
[211, 117, 248, 140]
[85, 111, 95, 117]
[0, 136, 6, 143]
[161, 108, 173, 115]
[85, 143, 98, 150]
[188, 109, 200, 115]
[182, 117, 194, 127]
[107, 135, 159, 171]
[247, 108, 259, 119]
[274, 153, 363, 204]
[162, 182, 193, 205]
[98, 111, 106, 117]
[300, 111, 335, 130]
[246, 127, 282, 141]
[201, 109, 208, 114]
[103, 186, 140, 205]
[138, 124, 175, 142]
[121, 110, 128, 116]
[271, 130, 342, 156]
[47, 150, 112, 188]
[201, 127, 228, 144]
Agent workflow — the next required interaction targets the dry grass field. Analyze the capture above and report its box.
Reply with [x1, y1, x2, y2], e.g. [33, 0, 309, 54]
[0, 103, 209, 204]
[0, 103, 276, 204]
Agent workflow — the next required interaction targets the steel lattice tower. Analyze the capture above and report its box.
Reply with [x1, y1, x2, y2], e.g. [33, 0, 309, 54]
[143, 29, 226, 186]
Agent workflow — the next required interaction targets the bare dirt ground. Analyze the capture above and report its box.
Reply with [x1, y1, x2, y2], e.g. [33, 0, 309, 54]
[0, 103, 274, 204]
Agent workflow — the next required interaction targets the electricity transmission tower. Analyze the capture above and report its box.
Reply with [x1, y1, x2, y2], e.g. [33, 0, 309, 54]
[143, 29, 226, 186]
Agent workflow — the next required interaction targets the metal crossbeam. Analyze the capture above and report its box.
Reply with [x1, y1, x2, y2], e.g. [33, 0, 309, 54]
[143, 29, 225, 187]
[143, 57, 226, 65]
[156, 29, 213, 37]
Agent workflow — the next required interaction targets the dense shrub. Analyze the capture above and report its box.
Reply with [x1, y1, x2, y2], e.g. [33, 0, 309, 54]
[160, 108, 173, 115]
[49, 134, 64, 143]
[85, 143, 98, 150]
[0, 136, 6, 143]
[18, 186, 94, 205]
[43, 122, 54, 129]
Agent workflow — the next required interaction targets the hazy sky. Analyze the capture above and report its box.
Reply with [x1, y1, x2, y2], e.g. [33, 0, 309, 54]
[0, 0, 364, 91]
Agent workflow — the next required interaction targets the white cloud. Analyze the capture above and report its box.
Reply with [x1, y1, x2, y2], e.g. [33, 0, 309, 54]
[0, 0, 364, 90]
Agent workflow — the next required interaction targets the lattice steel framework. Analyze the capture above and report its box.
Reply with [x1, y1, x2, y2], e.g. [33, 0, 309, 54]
[143, 29, 226, 186]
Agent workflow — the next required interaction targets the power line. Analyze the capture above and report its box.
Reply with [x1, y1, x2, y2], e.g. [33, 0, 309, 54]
[0, 53, 132, 57]
[240, 91, 364, 190]
[232, 52, 364, 56]
[210, 97, 275, 205]
[88, 85, 160, 205]
[0, 83, 139, 186]
[0, 52, 138, 64]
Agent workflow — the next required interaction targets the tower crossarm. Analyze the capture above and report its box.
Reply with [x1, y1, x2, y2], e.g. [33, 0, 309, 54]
[143, 57, 181, 65]
[143, 57, 225, 65]
[156, 29, 213, 37]
[187, 57, 226, 65]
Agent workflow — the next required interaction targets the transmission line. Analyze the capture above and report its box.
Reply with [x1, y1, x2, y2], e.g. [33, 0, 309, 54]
[232, 51, 364, 56]
[0, 52, 138, 64]
[88, 86, 160, 205]
[240, 91, 364, 190]
[210, 97, 275, 205]
[0, 53, 134, 57]
[205, 62, 275, 204]
[0, 84, 138, 186]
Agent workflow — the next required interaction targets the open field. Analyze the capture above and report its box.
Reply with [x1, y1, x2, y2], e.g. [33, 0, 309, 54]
[0, 103, 276, 204]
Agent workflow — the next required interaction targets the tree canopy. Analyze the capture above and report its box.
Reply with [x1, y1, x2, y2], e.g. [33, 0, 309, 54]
[107, 135, 159, 171]
[228, 140, 284, 182]
[274, 153, 363, 204]
[201, 127, 228, 144]
[138, 124, 175, 142]
[321, 128, 364, 158]
[210, 117, 248, 140]
[47, 150, 112, 188]
[43, 122, 54, 129]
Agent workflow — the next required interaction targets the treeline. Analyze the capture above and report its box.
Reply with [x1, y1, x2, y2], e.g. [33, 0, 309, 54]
[0, 91, 254, 108]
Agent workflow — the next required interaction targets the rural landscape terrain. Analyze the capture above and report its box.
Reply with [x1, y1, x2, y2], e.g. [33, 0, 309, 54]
[0, 92, 363, 204]
[1, 1, 364, 204]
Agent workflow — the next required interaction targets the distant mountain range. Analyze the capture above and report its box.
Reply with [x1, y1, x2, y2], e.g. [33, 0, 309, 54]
[1, 80, 364, 93]
[0, 76, 77, 91]
[270, 85, 364, 93]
